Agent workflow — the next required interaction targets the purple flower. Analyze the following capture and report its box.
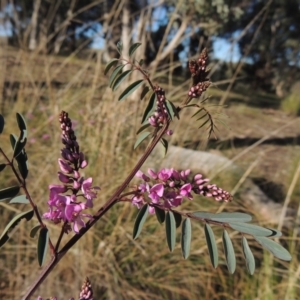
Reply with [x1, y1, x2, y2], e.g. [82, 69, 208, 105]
[43, 111, 99, 234]
[58, 158, 73, 173]
[180, 183, 193, 200]
[81, 177, 100, 208]
[135, 170, 150, 182]
[65, 202, 91, 233]
[157, 168, 172, 181]
[132, 195, 144, 209]
[148, 183, 164, 203]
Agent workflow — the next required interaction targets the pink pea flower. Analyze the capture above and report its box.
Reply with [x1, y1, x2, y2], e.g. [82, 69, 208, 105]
[149, 184, 164, 201]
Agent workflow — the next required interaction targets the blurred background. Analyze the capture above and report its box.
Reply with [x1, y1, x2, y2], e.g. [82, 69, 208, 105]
[0, 0, 300, 299]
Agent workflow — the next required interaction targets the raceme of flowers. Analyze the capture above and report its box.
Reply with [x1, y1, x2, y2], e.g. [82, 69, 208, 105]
[148, 85, 169, 128]
[43, 111, 100, 233]
[188, 48, 211, 98]
[131, 168, 232, 213]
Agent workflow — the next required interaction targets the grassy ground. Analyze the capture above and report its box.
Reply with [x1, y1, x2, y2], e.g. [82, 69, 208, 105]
[0, 46, 299, 299]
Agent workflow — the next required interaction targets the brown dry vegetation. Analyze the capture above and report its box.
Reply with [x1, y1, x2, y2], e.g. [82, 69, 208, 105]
[0, 45, 300, 300]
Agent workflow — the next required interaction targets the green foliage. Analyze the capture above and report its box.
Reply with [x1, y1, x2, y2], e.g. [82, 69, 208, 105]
[134, 131, 151, 149]
[118, 79, 144, 101]
[181, 218, 192, 259]
[242, 237, 255, 275]
[9, 195, 29, 204]
[204, 224, 218, 268]
[0, 210, 34, 247]
[222, 229, 236, 274]
[37, 227, 49, 266]
[133, 204, 149, 239]
[165, 211, 176, 252]
[128, 43, 142, 57]
[0, 186, 20, 201]
[0, 114, 5, 133]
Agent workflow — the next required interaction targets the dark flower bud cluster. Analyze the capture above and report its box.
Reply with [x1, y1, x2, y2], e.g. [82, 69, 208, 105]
[132, 168, 232, 214]
[188, 48, 210, 99]
[188, 81, 211, 98]
[43, 111, 100, 233]
[148, 85, 168, 127]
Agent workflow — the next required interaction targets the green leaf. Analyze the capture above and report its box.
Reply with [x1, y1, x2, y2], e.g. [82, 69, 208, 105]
[242, 236, 255, 275]
[165, 211, 176, 252]
[141, 92, 156, 124]
[0, 210, 34, 247]
[254, 236, 292, 261]
[160, 138, 168, 157]
[104, 59, 119, 75]
[191, 212, 252, 223]
[9, 195, 29, 204]
[16, 150, 28, 179]
[155, 206, 165, 224]
[181, 218, 192, 259]
[30, 224, 40, 238]
[139, 59, 144, 66]
[229, 222, 273, 237]
[165, 100, 179, 120]
[109, 64, 124, 87]
[222, 230, 236, 274]
[173, 211, 182, 228]
[37, 227, 49, 266]
[140, 86, 150, 100]
[136, 123, 151, 135]
[16, 113, 27, 131]
[266, 228, 282, 237]
[204, 224, 218, 268]
[119, 79, 144, 101]
[134, 131, 151, 149]
[0, 163, 6, 172]
[0, 114, 4, 133]
[198, 118, 210, 129]
[133, 204, 149, 239]
[10, 134, 17, 150]
[129, 42, 142, 57]
[191, 108, 204, 118]
[0, 186, 20, 201]
[112, 70, 133, 91]
[117, 41, 123, 53]
[13, 138, 27, 158]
